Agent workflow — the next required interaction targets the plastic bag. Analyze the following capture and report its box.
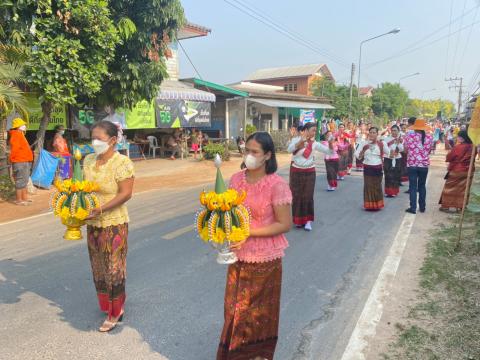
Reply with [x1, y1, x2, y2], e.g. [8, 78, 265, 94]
[27, 177, 37, 194]
[31, 150, 59, 189]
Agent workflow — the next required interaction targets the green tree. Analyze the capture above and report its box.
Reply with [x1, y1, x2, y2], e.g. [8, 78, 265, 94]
[405, 98, 456, 119]
[2, 0, 120, 155]
[0, 44, 28, 176]
[310, 78, 371, 119]
[98, 0, 185, 108]
[371, 82, 409, 120]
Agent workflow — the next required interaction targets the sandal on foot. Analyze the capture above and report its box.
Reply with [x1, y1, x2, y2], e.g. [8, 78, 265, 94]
[99, 313, 124, 332]
[99, 319, 118, 332]
[13, 201, 29, 206]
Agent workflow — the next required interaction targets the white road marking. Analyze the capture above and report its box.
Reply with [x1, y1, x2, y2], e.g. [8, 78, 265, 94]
[340, 213, 416, 360]
[0, 211, 52, 227]
[0, 185, 196, 227]
[161, 224, 194, 240]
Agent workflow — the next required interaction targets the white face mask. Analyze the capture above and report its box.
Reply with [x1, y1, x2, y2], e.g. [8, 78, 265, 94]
[19, 125, 27, 131]
[92, 139, 110, 155]
[244, 154, 265, 170]
[58, 130, 65, 136]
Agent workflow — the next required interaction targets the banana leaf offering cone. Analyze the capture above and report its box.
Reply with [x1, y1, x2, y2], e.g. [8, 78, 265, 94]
[195, 154, 250, 264]
[51, 149, 100, 240]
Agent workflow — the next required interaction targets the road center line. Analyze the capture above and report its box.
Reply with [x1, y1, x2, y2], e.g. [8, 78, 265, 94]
[161, 224, 194, 240]
[340, 212, 416, 360]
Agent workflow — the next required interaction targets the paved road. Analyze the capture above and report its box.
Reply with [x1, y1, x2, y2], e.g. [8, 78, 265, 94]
[0, 162, 410, 360]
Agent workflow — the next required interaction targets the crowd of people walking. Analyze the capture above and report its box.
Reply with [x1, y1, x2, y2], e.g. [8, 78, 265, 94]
[6, 113, 475, 359]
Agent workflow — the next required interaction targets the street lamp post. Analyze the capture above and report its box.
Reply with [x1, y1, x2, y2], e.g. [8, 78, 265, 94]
[399, 72, 420, 85]
[357, 28, 400, 98]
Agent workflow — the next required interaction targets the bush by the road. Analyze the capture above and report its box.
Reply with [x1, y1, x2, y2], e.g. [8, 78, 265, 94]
[0, 175, 15, 201]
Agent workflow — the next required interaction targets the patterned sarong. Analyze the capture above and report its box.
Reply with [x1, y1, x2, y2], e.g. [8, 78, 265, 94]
[363, 165, 384, 210]
[87, 224, 128, 319]
[217, 259, 282, 360]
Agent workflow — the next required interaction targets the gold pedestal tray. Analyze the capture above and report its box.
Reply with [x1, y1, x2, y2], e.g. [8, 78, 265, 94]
[61, 217, 85, 241]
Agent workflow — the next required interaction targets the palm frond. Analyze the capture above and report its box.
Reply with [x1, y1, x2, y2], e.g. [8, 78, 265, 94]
[0, 63, 25, 83]
[0, 83, 28, 115]
[0, 43, 29, 64]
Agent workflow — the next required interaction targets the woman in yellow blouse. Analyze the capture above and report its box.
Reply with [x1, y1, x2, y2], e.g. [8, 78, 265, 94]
[84, 121, 135, 332]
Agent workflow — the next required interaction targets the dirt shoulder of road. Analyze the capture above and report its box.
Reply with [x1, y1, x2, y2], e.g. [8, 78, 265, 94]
[0, 153, 292, 224]
[366, 151, 480, 359]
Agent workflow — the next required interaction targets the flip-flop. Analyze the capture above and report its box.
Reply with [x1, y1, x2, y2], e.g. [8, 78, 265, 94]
[13, 201, 29, 206]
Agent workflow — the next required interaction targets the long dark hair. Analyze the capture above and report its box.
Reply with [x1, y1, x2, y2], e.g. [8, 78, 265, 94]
[415, 130, 426, 145]
[457, 130, 472, 144]
[244, 131, 278, 174]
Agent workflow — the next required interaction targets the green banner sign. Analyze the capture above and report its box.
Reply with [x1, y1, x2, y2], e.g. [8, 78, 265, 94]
[26, 95, 67, 130]
[156, 99, 211, 128]
[124, 100, 156, 129]
[7, 94, 67, 131]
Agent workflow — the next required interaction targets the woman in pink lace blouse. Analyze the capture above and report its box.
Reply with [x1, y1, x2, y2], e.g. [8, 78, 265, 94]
[217, 132, 292, 360]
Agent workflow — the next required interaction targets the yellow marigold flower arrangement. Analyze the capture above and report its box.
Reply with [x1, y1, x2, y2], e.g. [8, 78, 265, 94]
[195, 155, 250, 264]
[51, 149, 100, 241]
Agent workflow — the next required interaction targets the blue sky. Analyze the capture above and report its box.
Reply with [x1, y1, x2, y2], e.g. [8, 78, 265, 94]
[178, 0, 480, 104]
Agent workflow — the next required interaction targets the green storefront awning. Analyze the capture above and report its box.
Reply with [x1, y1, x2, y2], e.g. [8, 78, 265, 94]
[184, 78, 249, 98]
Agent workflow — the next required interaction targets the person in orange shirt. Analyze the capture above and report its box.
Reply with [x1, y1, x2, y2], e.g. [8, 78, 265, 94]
[8, 118, 34, 205]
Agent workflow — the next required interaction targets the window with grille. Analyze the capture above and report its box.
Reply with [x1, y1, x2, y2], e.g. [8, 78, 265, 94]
[284, 83, 298, 92]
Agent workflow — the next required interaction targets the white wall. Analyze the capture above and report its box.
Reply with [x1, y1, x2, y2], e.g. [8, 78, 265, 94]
[249, 103, 279, 131]
[165, 43, 179, 80]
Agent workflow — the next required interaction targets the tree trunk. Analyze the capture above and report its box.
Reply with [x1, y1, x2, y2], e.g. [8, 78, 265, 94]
[34, 100, 53, 163]
[0, 116, 8, 176]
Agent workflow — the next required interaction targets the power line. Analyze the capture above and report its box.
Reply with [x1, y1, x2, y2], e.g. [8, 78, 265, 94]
[178, 41, 204, 80]
[364, 18, 480, 69]
[467, 63, 480, 95]
[363, 2, 478, 69]
[222, 0, 380, 85]
[450, 0, 468, 77]
[229, 0, 350, 68]
[222, 0, 350, 68]
[457, 4, 480, 75]
[445, 0, 455, 79]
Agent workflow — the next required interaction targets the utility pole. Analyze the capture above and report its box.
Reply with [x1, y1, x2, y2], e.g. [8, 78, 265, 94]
[348, 63, 356, 118]
[445, 77, 464, 121]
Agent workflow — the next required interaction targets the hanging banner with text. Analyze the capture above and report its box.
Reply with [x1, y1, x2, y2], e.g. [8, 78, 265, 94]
[7, 94, 67, 131]
[300, 109, 316, 125]
[124, 100, 156, 129]
[156, 99, 211, 128]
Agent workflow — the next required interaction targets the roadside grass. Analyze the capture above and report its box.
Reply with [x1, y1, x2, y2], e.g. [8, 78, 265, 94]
[381, 184, 480, 360]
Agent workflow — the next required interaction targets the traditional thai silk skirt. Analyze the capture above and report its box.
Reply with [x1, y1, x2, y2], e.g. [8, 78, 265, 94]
[325, 159, 339, 188]
[439, 171, 473, 209]
[290, 166, 316, 225]
[338, 149, 349, 177]
[217, 259, 282, 360]
[400, 153, 408, 183]
[347, 145, 354, 170]
[363, 164, 384, 210]
[87, 224, 128, 319]
[383, 158, 401, 197]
